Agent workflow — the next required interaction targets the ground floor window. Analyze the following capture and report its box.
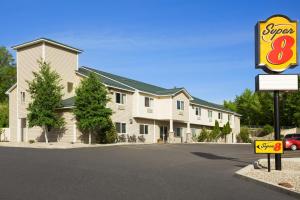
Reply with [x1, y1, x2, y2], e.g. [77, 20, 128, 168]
[175, 127, 182, 137]
[139, 124, 149, 134]
[115, 122, 126, 133]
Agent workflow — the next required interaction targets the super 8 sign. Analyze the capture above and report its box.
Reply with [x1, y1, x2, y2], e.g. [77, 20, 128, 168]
[256, 15, 298, 73]
[254, 140, 283, 154]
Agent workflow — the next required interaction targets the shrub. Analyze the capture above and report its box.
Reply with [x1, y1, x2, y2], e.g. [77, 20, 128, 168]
[29, 140, 35, 144]
[261, 124, 273, 136]
[0, 128, 3, 142]
[138, 135, 145, 143]
[198, 128, 208, 142]
[95, 120, 118, 144]
[237, 127, 251, 143]
[128, 134, 137, 143]
[118, 134, 127, 142]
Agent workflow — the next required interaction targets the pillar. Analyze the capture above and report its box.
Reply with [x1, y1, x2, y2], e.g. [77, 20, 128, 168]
[169, 119, 174, 143]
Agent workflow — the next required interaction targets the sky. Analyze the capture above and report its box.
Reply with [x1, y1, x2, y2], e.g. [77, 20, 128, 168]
[1, 0, 300, 104]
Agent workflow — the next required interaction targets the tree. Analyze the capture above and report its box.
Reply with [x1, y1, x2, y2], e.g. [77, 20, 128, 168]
[237, 127, 251, 143]
[0, 102, 9, 127]
[223, 100, 237, 112]
[210, 120, 221, 142]
[198, 128, 208, 142]
[97, 119, 117, 144]
[74, 73, 112, 144]
[0, 46, 16, 102]
[221, 122, 232, 143]
[27, 61, 65, 143]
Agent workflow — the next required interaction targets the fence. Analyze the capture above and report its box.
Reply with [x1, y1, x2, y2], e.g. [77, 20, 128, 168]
[0, 128, 10, 141]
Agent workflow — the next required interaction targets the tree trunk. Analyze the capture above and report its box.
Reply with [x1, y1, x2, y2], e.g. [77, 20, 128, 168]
[43, 125, 49, 144]
[89, 131, 91, 145]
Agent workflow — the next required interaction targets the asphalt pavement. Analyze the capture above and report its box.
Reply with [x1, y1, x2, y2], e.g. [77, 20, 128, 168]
[0, 143, 299, 200]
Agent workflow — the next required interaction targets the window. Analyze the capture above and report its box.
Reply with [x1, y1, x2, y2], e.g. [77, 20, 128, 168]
[191, 128, 196, 137]
[20, 92, 25, 103]
[177, 100, 184, 110]
[218, 112, 223, 120]
[140, 124, 149, 134]
[116, 93, 126, 104]
[175, 127, 182, 137]
[195, 107, 201, 116]
[145, 97, 153, 107]
[115, 122, 126, 133]
[228, 115, 231, 122]
[208, 110, 212, 118]
[67, 82, 73, 93]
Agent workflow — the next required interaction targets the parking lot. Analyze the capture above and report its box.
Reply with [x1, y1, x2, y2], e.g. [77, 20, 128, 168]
[0, 143, 299, 200]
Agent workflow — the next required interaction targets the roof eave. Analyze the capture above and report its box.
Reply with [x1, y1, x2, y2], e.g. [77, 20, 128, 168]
[5, 83, 17, 95]
[12, 38, 83, 53]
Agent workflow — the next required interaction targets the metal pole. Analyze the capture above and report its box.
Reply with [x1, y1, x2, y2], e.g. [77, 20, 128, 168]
[267, 154, 271, 172]
[274, 91, 282, 170]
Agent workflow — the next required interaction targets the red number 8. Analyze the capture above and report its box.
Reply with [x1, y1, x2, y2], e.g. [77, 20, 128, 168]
[274, 143, 281, 151]
[267, 35, 295, 65]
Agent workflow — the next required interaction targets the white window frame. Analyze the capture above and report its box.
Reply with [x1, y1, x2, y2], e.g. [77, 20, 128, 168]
[140, 124, 149, 134]
[177, 100, 184, 110]
[115, 122, 126, 134]
[195, 107, 201, 116]
[208, 110, 213, 119]
[218, 112, 223, 120]
[145, 97, 153, 107]
[20, 91, 25, 103]
[116, 92, 126, 104]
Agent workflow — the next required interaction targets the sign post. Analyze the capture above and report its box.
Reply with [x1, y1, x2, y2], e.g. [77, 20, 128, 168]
[254, 140, 283, 172]
[255, 15, 298, 171]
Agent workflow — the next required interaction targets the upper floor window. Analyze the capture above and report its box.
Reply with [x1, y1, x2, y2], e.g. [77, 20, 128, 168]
[177, 100, 184, 110]
[195, 107, 201, 116]
[175, 127, 182, 137]
[145, 97, 153, 107]
[218, 112, 223, 120]
[208, 110, 213, 118]
[116, 93, 126, 104]
[20, 92, 25, 103]
[115, 122, 126, 133]
[228, 114, 232, 122]
[67, 82, 73, 93]
[140, 124, 149, 134]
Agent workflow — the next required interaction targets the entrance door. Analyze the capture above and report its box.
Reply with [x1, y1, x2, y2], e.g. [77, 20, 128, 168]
[159, 126, 168, 143]
[21, 118, 26, 142]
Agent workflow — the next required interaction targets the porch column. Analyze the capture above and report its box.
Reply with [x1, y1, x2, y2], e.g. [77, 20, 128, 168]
[17, 118, 21, 142]
[153, 120, 156, 143]
[186, 122, 191, 143]
[73, 122, 77, 143]
[169, 119, 174, 143]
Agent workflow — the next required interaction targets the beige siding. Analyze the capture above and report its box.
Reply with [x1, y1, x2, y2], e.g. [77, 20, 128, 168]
[45, 44, 78, 99]
[17, 44, 43, 119]
[172, 92, 190, 122]
[9, 87, 17, 141]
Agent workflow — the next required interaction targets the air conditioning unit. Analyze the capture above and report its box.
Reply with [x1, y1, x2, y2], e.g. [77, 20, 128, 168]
[197, 116, 201, 120]
[118, 105, 125, 110]
[179, 111, 183, 115]
[209, 118, 212, 122]
[147, 108, 153, 113]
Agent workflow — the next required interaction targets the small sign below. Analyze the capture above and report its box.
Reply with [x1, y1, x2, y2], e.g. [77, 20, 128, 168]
[256, 74, 299, 91]
[255, 140, 283, 154]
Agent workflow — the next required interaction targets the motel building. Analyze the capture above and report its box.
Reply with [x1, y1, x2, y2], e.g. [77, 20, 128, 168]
[5, 38, 241, 144]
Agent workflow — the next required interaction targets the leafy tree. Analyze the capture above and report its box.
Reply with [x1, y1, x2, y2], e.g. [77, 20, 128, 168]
[198, 128, 208, 142]
[74, 73, 112, 144]
[237, 127, 251, 143]
[96, 119, 117, 144]
[0, 102, 9, 127]
[0, 46, 16, 102]
[221, 122, 232, 143]
[224, 100, 237, 112]
[210, 120, 221, 142]
[27, 61, 65, 143]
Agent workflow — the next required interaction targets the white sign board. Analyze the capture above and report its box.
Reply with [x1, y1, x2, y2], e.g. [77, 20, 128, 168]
[256, 74, 299, 91]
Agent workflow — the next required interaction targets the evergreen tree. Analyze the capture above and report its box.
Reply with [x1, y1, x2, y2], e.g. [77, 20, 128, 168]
[210, 120, 221, 142]
[221, 122, 232, 143]
[74, 73, 112, 144]
[27, 61, 65, 143]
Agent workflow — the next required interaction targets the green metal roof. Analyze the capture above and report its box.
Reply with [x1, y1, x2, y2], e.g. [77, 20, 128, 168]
[78, 66, 239, 114]
[78, 68, 135, 92]
[61, 97, 75, 108]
